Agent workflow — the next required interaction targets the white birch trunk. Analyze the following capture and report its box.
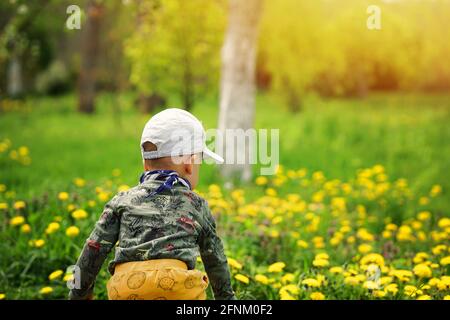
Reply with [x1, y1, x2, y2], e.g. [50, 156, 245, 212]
[218, 0, 263, 182]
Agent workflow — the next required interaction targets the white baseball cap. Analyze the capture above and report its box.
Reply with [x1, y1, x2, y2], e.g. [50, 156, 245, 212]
[140, 108, 224, 164]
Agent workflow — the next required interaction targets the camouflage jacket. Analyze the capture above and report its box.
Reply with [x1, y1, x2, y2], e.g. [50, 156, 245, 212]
[68, 172, 236, 300]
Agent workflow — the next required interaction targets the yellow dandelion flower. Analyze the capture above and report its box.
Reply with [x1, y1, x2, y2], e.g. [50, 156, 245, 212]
[255, 176, 268, 186]
[268, 262, 286, 273]
[13, 201, 26, 210]
[440, 256, 450, 266]
[21, 223, 31, 233]
[34, 239, 45, 248]
[413, 264, 432, 278]
[63, 274, 74, 282]
[74, 178, 86, 187]
[432, 244, 447, 255]
[72, 209, 88, 220]
[329, 266, 343, 274]
[58, 192, 69, 201]
[313, 259, 329, 267]
[417, 295, 431, 300]
[358, 244, 372, 254]
[438, 218, 450, 229]
[234, 274, 249, 284]
[296, 240, 309, 249]
[227, 258, 243, 270]
[39, 287, 53, 295]
[10, 215, 25, 226]
[255, 274, 269, 285]
[310, 292, 325, 300]
[281, 273, 295, 284]
[0, 202, 9, 210]
[417, 211, 431, 221]
[302, 278, 321, 288]
[280, 284, 299, 295]
[45, 222, 60, 235]
[48, 270, 64, 280]
[66, 226, 80, 238]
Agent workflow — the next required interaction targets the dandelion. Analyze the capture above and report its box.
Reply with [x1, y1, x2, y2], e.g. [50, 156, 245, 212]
[39, 287, 53, 295]
[74, 178, 86, 187]
[444, 295, 450, 300]
[344, 276, 360, 286]
[360, 253, 385, 266]
[404, 285, 422, 297]
[413, 264, 432, 278]
[34, 239, 45, 248]
[279, 291, 296, 300]
[58, 192, 69, 201]
[48, 270, 64, 281]
[302, 278, 321, 288]
[363, 280, 379, 290]
[63, 274, 74, 282]
[255, 176, 268, 186]
[72, 209, 88, 220]
[313, 259, 329, 267]
[358, 244, 372, 254]
[45, 222, 60, 235]
[440, 256, 450, 266]
[66, 226, 80, 238]
[417, 211, 431, 221]
[13, 201, 26, 210]
[296, 240, 308, 248]
[280, 284, 299, 295]
[310, 292, 325, 300]
[234, 274, 249, 284]
[329, 266, 343, 274]
[385, 283, 398, 295]
[281, 273, 295, 283]
[227, 258, 243, 270]
[430, 185, 442, 197]
[21, 224, 31, 233]
[268, 262, 286, 273]
[416, 295, 431, 300]
[10, 216, 25, 226]
[255, 274, 269, 285]
[0, 202, 8, 210]
[438, 218, 450, 229]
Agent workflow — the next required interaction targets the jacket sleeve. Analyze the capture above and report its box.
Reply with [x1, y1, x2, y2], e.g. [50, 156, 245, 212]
[68, 197, 121, 300]
[198, 203, 237, 300]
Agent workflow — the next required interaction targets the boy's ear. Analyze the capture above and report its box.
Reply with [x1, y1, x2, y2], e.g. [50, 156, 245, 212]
[184, 161, 193, 175]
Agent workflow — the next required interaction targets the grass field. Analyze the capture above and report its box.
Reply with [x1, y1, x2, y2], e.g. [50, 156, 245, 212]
[0, 92, 449, 300]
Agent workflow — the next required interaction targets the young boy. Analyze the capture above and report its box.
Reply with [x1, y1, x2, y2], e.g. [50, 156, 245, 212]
[68, 108, 236, 300]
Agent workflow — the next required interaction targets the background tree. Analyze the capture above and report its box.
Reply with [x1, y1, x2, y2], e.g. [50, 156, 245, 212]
[78, 0, 104, 113]
[125, 0, 225, 111]
[218, 0, 263, 182]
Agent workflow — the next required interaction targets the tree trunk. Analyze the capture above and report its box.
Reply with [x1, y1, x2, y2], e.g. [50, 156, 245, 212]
[7, 54, 23, 97]
[78, 0, 103, 114]
[218, 0, 263, 182]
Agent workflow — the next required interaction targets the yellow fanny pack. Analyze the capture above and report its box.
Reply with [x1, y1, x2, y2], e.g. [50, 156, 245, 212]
[106, 259, 209, 300]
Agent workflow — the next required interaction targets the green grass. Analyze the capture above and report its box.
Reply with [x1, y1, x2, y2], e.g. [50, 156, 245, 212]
[0, 92, 449, 300]
[1, 92, 449, 206]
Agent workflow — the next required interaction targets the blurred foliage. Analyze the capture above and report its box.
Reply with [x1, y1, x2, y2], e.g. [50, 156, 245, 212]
[1, 0, 450, 106]
[124, 0, 226, 109]
[259, 0, 450, 109]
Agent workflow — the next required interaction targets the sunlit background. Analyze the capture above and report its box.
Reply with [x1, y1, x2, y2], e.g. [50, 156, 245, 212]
[0, 0, 449, 300]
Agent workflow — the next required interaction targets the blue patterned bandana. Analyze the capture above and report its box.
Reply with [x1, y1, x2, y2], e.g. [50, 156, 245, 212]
[139, 170, 191, 197]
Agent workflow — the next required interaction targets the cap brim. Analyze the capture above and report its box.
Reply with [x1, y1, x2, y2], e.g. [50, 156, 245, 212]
[203, 147, 224, 164]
